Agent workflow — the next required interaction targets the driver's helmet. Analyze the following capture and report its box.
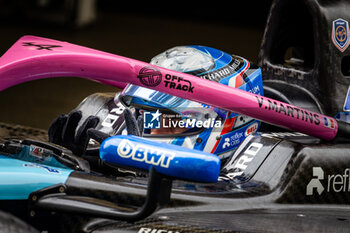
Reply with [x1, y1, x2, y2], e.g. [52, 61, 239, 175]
[119, 46, 263, 159]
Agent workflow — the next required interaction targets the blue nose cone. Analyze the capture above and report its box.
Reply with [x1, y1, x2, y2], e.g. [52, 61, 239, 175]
[100, 135, 220, 183]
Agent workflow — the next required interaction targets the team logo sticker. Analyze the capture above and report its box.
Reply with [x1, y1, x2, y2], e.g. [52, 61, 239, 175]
[22, 42, 62, 51]
[332, 18, 350, 52]
[137, 66, 162, 87]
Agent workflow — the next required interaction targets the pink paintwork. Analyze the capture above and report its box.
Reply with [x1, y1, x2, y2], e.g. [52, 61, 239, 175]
[0, 36, 338, 140]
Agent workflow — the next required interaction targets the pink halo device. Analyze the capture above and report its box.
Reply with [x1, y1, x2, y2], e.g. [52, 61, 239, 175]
[0, 36, 341, 141]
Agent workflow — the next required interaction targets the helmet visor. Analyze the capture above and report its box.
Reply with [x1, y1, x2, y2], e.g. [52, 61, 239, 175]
[119, 84, 220, 122]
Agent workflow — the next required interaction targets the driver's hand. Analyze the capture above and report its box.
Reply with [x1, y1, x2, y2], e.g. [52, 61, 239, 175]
[48, 110, 99, 156]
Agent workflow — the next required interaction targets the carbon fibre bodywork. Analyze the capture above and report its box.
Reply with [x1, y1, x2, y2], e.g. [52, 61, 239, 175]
[1, 127, 350, 233]
[69, 133, 350, 233]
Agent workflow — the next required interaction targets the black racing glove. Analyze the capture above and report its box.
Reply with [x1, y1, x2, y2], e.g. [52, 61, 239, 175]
[48, 92, 126, 156]
[48, 110, 100, 156]
[48, 91, 144, 156]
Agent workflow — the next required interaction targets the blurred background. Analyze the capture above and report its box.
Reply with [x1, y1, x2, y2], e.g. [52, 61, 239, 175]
[0, 0, 273, 130]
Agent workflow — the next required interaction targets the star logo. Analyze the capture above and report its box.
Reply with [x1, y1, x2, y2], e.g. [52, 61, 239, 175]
[151, 110, 161, 122]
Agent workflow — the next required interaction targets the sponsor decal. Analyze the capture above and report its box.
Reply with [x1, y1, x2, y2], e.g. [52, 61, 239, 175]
[137, 66, 162, 87]
[335, 112, 350, 124]
[306, 167, 350, 195]
[343, 86, 350, 112]
[117, 139, 175, 168]
[220, 142, 263, 181]
[22, 42, 62, 51]
[332, 18, 350, 52]
[101, 101, 125, 128]
[29, 145, 45, 159]
[198, 59, 243, 82]
[164, 74, 194, 93]
[23, 164, 60, 173]
[255, 96, 321, 126]
[221, 132, 244, 150]
[138, 228, 180, 233]
[143, 110, 221, 130]
[245, 122, 258, 137]
[335, 87, 350, 123]
[213, 119, 259, 155]
[137, 66, 194, 93]
[248, 84, 261, 94]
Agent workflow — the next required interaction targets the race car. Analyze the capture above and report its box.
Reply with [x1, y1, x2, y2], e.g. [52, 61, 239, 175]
[1, 0, 350, 232]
